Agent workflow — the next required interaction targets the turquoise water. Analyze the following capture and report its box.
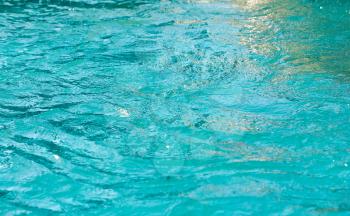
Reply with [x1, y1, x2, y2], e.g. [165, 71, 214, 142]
[1, 0, 350, 215]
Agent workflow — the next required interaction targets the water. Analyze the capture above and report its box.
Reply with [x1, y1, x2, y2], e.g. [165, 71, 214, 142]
[1, 0, 350, 215]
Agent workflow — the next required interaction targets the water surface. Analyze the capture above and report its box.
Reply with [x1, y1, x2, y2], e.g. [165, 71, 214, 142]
[1, 0, 350, 215]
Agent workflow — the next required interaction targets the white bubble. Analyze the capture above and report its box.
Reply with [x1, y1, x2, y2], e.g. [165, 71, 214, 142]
[117, 108, 130, 117]
[53, 154, 60, 161]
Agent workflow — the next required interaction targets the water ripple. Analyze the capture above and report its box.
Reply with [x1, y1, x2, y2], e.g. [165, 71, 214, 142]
[1, 0, 350, 214]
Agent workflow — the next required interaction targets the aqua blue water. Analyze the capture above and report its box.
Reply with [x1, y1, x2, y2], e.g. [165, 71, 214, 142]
[1, 0, 350, 215]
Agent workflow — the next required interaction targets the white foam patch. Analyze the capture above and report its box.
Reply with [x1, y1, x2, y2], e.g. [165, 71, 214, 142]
[117, 108, 130, 117]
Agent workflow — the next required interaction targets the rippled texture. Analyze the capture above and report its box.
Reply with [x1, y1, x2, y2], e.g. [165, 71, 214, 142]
[1, 0, 350, 215]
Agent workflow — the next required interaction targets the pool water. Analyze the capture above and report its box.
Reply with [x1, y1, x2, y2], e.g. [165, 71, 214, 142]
[1, 0, 350, 215]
